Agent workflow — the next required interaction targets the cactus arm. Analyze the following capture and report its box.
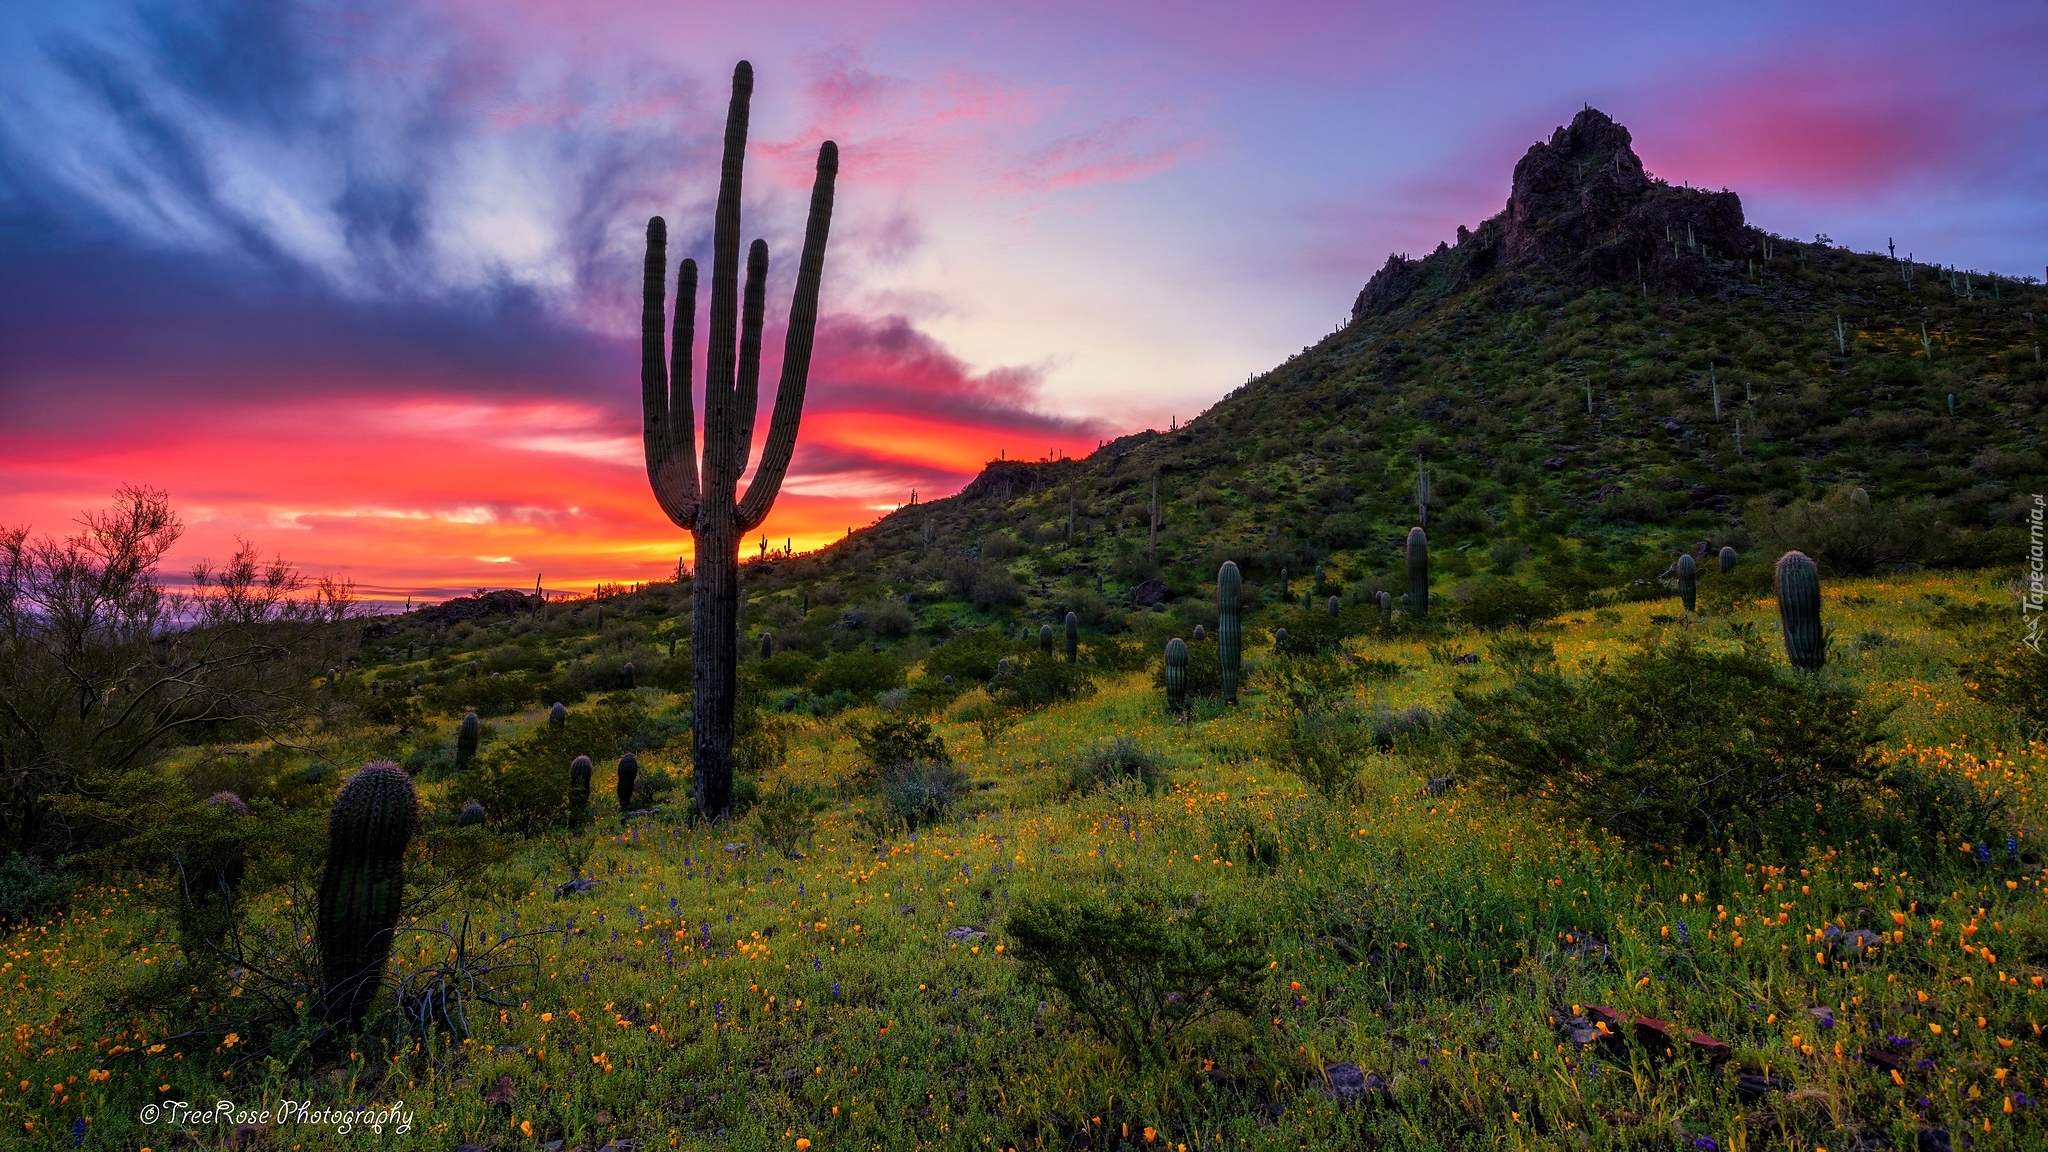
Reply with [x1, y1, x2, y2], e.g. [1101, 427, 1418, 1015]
[704, 61, 753, 453]
[734, 239, 769, 475]
[642, 220, 701, 528]
[667, 258, 700, 517]
[737, 140, 839, 532]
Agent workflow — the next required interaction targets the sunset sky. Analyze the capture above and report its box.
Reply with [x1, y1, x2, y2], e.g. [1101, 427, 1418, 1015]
[2, 1, 2043, 603]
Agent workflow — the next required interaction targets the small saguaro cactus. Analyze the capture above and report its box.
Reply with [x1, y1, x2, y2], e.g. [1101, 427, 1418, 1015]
[1275, 627, 1290, 648]
[457, 801, 486, 828]
[621, 661, 636, 690]
[467, 659, 479, 682]
[455, 712, 480, 772]
[1193, 624, 1206, 642]
[1163, 637, 1188, 714]
[1378, 590, 1392, 618]
[1328, 595, 1340, 617]
[1039, 624, 1054, 654]
[549, 702, 567, 729]
[1720, 545, 1737, 574]
[617, 753, 640, 812]
[1064, 611, 1079, 663]
[1217, 561, 1242, 704]
[761, 632, 773, 659]
[1676, 553, 1697, 612]
[1406, 528, 1429, 620]
[317, 760, 418, 1030]
[1852, 487, 1871, 513]
[1775, 551, 1825, 672]
[570, 756, 594, 820]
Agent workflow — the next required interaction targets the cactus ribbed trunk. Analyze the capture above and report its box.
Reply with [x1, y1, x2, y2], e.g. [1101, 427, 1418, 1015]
[455, 712, 479, 771]
[1328, 595, 1340, 617]
[1039, 624, 1054, 654]
[1406, 528, 1429, 620]
[1775, 551, 1825, 671]
[640, 61, 838, 822]
[1719, 546, 1737, 574]
[1064, 611, 1079, 663]
[1217, 561, 1241, 704]
[1163, 637, 1187, 714]
[570, 755, 593, 822]
[617, 753, 639, 811]
[317, 761, 417, 1031]
[1676, 553, 1697, 612]
[548, 702, 566, 729]
[1377, 590, 1392, 618]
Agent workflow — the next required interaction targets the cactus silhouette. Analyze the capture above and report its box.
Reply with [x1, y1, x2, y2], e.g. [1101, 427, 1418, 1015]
[1065, 611, 1079, 663]
[1192, 624, 1205, 642]
[1676, 553, 1697, 612]
[1851, 487, 1871, 513]
[317, 760, 417, 1030]
[621, 661, 636, 690]
[1217, 561, 1242, 704]
[761, 632, 773, 659]
[1378, 590, 1392, 618]
[1719, 546, 1737, 574]
[1275, 627, 1290, 648]
[570, 755, 594, 822]
[1163, 637, 1188, 714]
[640, 61, 839, 821]
[549, 702, 567, 729]
[455, 712, 480, 771]
[617, 753, 640, 812]
[457, 801, 486, 828]
[1406, 528, 1430, 620]
[1328, 595, 1340, 617]
[1775, 551, 1825, 671]
[1039, 624, 1054, 654]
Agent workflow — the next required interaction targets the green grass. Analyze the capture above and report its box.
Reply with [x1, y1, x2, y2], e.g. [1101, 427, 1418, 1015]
[4, 567, 2045, 1150]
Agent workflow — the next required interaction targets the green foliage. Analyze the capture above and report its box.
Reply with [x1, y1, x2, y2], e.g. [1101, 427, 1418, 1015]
[756, 649, 819, 688]
[850, 716, 951, 784]
[1961, 635, 2048, 738]
[1004, 884, 1268, 1067]
[1747, 490, 1962, 577]
[752, 783, 829, 858]
[877, 761, 969, 831]
[0, 853, 70, 927]
[466, 698, 663, 833]
[922, 630, 1010, 684]
[1456, 631, 1887, 847]
[1458, 578, 1562, 630]
[809, 650, 907, 698]
[1064, 737, 1164, 797]
[988, 651, 1096, 712]
[1262, 655, 1376, 800]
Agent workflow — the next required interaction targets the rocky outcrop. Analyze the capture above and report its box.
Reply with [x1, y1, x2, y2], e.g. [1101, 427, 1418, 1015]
[1353, 108, 1753, 320]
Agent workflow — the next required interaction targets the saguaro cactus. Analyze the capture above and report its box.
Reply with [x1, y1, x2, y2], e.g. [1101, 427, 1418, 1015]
[1415, 466, 1433, 529]
[1377, 590, 1392, 618]
[570, 756, 594, 821]
[1039, 624, 1054, 654]
[1775, 551, 1825, 672]
[1217, 561, 1242, 704]
[1192, 624, 1206, 642]
[1719, 545, 1737, 574]
[457, 801, 486, 828]
[548, 702, 567, 729]
[621, 661, 636, 690]
[1852, 487, 1871, 513]
[641, 61, 839, 821]
[1406, 528, 1430, 621]
[317, 760, 417, 1030]
[1328, 595, 1340, 617]
[455, 712, 480, 771]
[761, 632, 773, 659]
[1064, 611, 1079, 663]
[1676, 553, 1697, 612]
[1163, 637, 1188, 713]
[617, 753, 640, 812]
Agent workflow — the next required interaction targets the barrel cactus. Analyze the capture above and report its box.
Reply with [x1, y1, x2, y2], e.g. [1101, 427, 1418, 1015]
[549, 702, 567, 729]
[1406, 528, 1429, 620]
[1164, 637, 1188, 714]
[570, 755, 593, 819]
[317, 760, 418, 1030]
[1039, 624, 1054, 654]
[1676, 553, 1697, 612]
[1719, 546, 1737, 574]
[456, 801, 486, 828]
[455, 712, 480, 771]
[1217, 561, 1242, 705]
[1775, 551, 1825, 671]
[617, 753, 640, 811]
[1064, 611, 1079, 663]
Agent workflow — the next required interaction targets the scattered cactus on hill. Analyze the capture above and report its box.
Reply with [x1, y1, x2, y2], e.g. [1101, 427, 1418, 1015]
[1774, 551, 1825, 672]
[457, 801, 486, 828]
[549, 702, 567, 729]
[1065, 612, 1079, 663]
[1407, 528, 1430, 620]
[1217, 561, 1242, 704]
[570, 756, 594, 821]
[455, 712, 480, 771]
[1720, 546, 1737, 573]
[317, 760, 417, 1030]
[1676, 553, 1697, 612]
[1164, 638, 1187, 714]
[1039, 624, 1054, 654]
[617, 753, 640, 811]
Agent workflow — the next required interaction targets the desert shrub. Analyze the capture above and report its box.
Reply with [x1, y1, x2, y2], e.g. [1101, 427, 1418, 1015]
[969, 565, 1026, 610]
[756, 649, 818, 688]
[809, 651, 906, 698]
[1369, 704, 1433, 752]
[1065, 737, 1164, 797]
[850, 716, 951, 788]
[1263, 655, 1375, 800]
[466, 698, 651, 833]
[923, 630, 1010, 684]
[1458, 578, 1561, 629]
[1746, 489, 1961, 576]
[0, 853, 70, 928]
[877, 761, 967, 830]
[864, 599, 916, 639]
[1085, 637, 1151, 673]
[1455, 631, 1887, 847]
[1270, 608, 1343, 656]
[1004, 885, 1268, 1067]
[1961, 636, 2048, 738]
[753, 783, 829, 858]
[989, 651, 1096, 711]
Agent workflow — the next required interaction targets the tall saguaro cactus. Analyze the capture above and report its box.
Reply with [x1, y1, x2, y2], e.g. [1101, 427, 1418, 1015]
[1406, 528, 1430, 621]
[1775, 551, 1826, 672]
[640, 61, 839, 820]
[1217, 561, 1241, 704]
[317, 761, 417, 1030]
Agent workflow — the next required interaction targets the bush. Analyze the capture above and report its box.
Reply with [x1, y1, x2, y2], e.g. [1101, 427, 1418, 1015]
[864, 599, 916, 639]
[753, 783, 829, 858]
[1262, 655, 1375, 800]
[923, 630, 1010, 684]
[0, 854, 69, 927]
[1065, 737, 1165, 796]
[1455, 631, 1887, 847]
[1746, 489, 1961, 576]
[1155, 636, 1224, 700]
[989, 651, 1095, 712]
[879, 760, 968, 830]
[1961, 636, 2048, 738]
[1004, 885, 1267, 1067]
[757, 649, 819, 688]
[850, 716, 950, 785]
[466, 698, 652, 833]
[1457, 578, 1561, 629]
[809, 651, 906, 698]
